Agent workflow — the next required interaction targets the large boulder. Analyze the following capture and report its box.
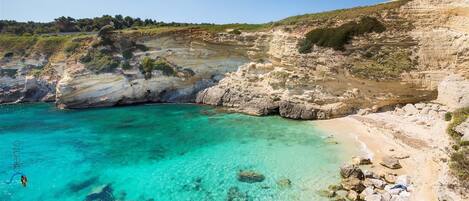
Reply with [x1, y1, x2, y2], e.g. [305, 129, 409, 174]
[341, 177, 366, 192]
[340, 164, 365, 180]
[359, 187, 375, 200]
[365, 178, 386, 189]
[380, 156, 402, 169]
[437, 75, 469, 110]
[279, 101, 316, 120]
[347, 190, 359, 201]
[352, 156, 372, 165]
[365, 194, 383, 201]
[402, 104, 418, 115]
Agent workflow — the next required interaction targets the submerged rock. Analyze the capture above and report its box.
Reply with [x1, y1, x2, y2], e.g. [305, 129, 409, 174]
[317, 189, 336, 198]
[237, 170, 265, 183]
[69, 176, 99, 193]
[227, 187, 248, 201]
[276, 178, 292, 189]
[85, 184, 115, 201]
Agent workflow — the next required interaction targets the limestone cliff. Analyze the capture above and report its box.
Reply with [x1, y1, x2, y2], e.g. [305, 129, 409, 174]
[0, 0, 468, 119]
[197, 0, 469, 119]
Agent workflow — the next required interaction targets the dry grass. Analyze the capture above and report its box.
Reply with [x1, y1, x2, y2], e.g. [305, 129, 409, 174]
[277, 0, 411, 26]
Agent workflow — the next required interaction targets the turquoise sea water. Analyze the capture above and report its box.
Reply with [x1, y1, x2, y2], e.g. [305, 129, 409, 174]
[0, 103, 351, 201]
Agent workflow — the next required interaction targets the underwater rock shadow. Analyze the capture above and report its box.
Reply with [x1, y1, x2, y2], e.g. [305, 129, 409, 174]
[85, 184, 115, 201]
[68, 176, 100, 193]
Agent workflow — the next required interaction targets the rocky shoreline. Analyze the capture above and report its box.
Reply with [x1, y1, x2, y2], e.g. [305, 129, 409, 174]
[315, 101, 469, 201]
[321, 157, 413, 201]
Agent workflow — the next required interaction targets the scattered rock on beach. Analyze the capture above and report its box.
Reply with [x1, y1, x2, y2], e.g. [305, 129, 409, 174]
[396, 175, 410, 186]
[384, 173, 397, 184]
[365, 178, 387, 189]
[359, 186, 374, 200]
[322, 157, 412, 201]
[380, 156, 402, 169]
[340, 164, 364, 179]
[365, 194, 383, 201]
[347, 190, 359, 201]
[352, 156, 372, 165]
[341, 177, 365, 192]
[237, 170, 265, 183]
[403, 104, 418, 115]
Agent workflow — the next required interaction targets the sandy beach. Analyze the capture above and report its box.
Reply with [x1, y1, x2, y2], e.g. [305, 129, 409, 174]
[313, 103, 457, 201]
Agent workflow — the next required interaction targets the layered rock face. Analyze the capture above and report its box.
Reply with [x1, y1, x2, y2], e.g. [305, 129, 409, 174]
[196, 62, 436, 120]
[436, 74, 469, 109]
[401, 0, 469, 75]
[196, 0, 469, 119]
[55, 33, 255, 108]
[0, 55, 56, 103]
[1, 0, 468, 119]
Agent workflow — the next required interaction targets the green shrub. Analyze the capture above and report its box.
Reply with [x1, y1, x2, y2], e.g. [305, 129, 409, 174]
[122, 49, 133, 60]
[447, 107, 469, 187]
[121, 60, 131, 70]
[447, 107, 469, 140]
[139, 57, 175, 78]
[135, 44, 148, 52]
[154, 60, 175, 76]
[64, 41, 81, 53]
[98, 25, 114, 38]
[0, 35, 37, 55]
[445, 112, 453, 121]
[34, 36, 69, 55]
[229, 29, 242, 35]
[28, 68, 43, 77]
[298, 17, 385, 53]
[449, 148, 469, 188]
[81, 50, 119, 73]
[3, 52, 14, 58]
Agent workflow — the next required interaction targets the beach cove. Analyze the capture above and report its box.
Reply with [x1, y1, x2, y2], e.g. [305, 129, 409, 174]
[0, 103, 360, 201]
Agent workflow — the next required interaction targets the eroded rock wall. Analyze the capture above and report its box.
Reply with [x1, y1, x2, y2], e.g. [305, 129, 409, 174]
[1, 0, 468, 118]
[197, 0, 469, 119]
[54, 33, 257, 108]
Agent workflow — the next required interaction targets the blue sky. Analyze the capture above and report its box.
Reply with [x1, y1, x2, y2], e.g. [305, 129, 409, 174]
[0, 0, 386, 24]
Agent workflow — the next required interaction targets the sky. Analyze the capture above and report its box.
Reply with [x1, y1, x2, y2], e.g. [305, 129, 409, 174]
[0, 0, 387, 24]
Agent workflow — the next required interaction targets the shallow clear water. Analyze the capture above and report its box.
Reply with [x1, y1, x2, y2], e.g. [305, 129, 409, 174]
[0, 103, 351, 201]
